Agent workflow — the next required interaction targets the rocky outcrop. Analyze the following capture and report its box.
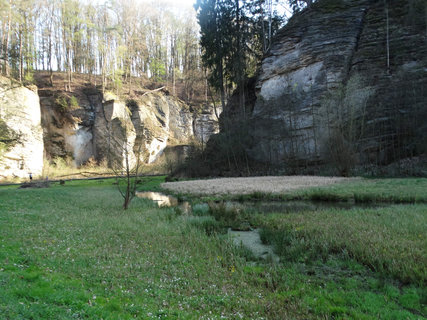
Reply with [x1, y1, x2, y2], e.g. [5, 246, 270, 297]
[94, 96, 137, 168]
[242, 0, 426, 170]
[39, 84, 221, 168]
[0, 77, 44, 179]
[129, 92, 194, 164]
[40, 87, 100, 166]
[194, 104, 222, 145]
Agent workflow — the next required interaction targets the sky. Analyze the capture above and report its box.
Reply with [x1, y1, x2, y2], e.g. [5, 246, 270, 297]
[107, 0, 292, 17]
[168, 0, 196, 6]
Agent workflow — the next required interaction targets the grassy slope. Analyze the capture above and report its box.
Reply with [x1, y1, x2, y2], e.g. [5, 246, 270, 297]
[0, 177, 426, 319]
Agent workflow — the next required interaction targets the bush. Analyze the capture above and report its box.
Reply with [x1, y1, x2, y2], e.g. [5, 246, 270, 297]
[69, 96, 79, 108]
[55, 94, 79, 113]
[55, 95, 69, 112]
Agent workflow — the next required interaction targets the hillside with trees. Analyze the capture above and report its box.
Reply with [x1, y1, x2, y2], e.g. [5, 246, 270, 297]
[0, 0, 205, 104]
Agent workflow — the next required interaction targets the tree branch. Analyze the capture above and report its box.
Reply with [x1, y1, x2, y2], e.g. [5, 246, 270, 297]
[141, 86, 166, 97]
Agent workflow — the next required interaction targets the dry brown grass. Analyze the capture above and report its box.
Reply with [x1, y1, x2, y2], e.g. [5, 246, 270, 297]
[161, 176, 353, 195]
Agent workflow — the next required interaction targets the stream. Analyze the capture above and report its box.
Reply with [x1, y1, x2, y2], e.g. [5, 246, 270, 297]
[136, 191, 384, 262]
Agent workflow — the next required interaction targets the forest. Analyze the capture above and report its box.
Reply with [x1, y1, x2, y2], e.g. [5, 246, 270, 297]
[0, 0, 314, 99]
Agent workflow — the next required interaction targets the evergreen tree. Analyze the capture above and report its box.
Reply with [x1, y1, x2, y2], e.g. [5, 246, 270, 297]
[288, 0, 314, 12]
[195, 0, 233, 109]
[195, 0, 283, 111]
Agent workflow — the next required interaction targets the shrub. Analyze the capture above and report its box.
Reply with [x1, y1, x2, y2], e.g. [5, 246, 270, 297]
[69, 96, 79, 109]
[55, 94, 79, 113]
[55, 95, 69, 112]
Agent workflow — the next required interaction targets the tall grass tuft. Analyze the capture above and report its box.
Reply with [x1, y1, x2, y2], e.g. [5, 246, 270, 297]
[258, 205, 427, 285]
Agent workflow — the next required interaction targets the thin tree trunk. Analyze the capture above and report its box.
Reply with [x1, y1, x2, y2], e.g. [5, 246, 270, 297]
[19, 29, 23, 82]
[385, 0, 390, 73]
[3, 0, 12, 76]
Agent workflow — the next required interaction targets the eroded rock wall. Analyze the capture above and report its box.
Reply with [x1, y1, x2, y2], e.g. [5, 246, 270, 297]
[0, 77, 44, 179]
[247, 0, 426, 168]
[39, 87, 220, 167]
[40, 88, 99, 166]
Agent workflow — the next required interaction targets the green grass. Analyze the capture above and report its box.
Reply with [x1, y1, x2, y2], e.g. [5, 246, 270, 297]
[1, 178, 426, 319]
[136, 175, 166, 192]
[292, 178, 427, 203]
[255, 205, 427, 285]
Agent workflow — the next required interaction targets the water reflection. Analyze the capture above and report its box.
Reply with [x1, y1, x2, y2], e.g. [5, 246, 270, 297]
[136, 191, 384, 215]
[136, 191, 179, 206]
[136, 191, 191, 214]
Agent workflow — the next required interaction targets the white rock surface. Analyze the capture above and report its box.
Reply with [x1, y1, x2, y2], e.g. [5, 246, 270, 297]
[0, 78, 44, 179]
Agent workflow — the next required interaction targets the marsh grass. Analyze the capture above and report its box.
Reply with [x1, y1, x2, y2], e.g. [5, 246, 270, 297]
[192, 203, 210, 216]
[1, 178, 426, 319]
[187, 216, 222, 235]
[257, 205, 427, 285]
[293, 178, 427, 203]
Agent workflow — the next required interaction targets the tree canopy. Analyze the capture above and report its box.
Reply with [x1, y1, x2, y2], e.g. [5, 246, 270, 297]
[195, 0, 284, 110]
[0, 0, 203, 100]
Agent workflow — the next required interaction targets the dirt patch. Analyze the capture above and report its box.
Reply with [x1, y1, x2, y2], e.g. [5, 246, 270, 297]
[19, 181, 50, 189]
[161, 176, 353, 195]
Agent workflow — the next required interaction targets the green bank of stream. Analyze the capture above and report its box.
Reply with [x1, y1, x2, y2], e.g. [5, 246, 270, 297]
[136, 191, 388, 262]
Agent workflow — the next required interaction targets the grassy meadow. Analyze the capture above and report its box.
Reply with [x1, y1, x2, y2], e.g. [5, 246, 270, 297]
[0, 177, 426, 319]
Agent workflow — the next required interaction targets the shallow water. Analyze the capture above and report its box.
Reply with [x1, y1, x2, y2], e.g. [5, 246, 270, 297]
[136, 191, 191, 213]
[136, 191, 385, 260]
[231, 200, 384, 214]
[136, 191, 383, 213]
[136, 191, 179, 206]
[228, 229, 280, 263]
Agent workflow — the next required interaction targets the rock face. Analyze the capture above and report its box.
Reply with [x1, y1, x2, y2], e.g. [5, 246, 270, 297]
[0, 77, 44, 179]
[194, 104, 222, 146]
[40, 87, 100, 166]
[39, 86, 220, 168]
[245, 0, 426, 170]
[94, 97, 137, 168]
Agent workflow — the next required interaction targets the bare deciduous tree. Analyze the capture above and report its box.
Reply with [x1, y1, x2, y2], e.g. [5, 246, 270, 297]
[108, 118, 142, 210]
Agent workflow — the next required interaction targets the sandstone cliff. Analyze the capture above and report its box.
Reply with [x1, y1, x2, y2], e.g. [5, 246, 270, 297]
[227, 0, 426, 173]
[0, 77, 44, 179]
[38, 81, 220, 168]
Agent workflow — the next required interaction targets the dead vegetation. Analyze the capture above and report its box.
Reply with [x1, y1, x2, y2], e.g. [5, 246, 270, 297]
[162, 176, 353, 195]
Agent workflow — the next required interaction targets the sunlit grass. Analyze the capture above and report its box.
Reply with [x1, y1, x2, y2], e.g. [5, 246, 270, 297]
[162, 176, 351, 195]
[0, 182, 289, 318]
[1, 178, 426, 319]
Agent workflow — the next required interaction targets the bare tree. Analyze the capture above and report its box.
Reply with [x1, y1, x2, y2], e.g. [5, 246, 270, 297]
[321, 74, 373, 176]
[112, 143, 142, 210]
[107, 117, 143, 210]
